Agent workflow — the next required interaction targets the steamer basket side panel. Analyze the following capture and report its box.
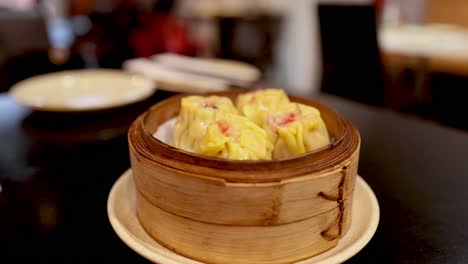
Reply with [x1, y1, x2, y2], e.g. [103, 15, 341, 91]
[130, 153, 349, 226]
[135, 190, 341, 264]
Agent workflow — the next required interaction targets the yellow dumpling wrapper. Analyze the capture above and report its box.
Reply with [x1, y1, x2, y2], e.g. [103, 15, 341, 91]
[264, 103, 330, 159]
[195, 114, 273, 160]
[172, 96, 237, 152]
[236, 89, 290, 126]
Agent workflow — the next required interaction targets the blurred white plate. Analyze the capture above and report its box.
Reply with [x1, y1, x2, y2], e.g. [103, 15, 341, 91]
[10, 69, 155, 112]
[108, 170, 379, 264]
[123, 58, 231, 93]
[152, 53, 261, 84]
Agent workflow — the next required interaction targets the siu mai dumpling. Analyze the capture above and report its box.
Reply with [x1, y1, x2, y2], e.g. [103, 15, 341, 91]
[172, 96, 237, 152]
[236, 89, 290, 126]
[195, 114, 273, 160]
[264, 103, 330, 159]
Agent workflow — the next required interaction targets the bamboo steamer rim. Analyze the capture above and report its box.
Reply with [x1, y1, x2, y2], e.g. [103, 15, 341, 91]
[128, 91, 360, 183]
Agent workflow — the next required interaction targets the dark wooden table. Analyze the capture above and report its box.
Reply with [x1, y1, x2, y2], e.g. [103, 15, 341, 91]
[1, 91, 467, 263]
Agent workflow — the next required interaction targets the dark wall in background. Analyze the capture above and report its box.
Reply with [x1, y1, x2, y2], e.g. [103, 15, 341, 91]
[318, 4, 385, 105]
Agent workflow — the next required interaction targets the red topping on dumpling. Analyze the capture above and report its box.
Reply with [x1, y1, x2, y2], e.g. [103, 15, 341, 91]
[277, 112, 296, 126]
[217, 120, 230, 135]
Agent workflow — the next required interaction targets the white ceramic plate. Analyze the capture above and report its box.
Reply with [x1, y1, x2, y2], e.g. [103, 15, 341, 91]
[108, 170, 380, 264]
[10, 69, 155, 112]
[123, 58, 231, 93]
[152, 53, 261, 84]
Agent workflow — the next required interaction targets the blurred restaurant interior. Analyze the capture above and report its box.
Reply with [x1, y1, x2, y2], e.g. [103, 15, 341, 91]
[1, 0, 468, 263]
[1, 0, 468, 128]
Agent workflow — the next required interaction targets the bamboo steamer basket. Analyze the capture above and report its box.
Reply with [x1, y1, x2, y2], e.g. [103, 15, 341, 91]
[128, 91, 361, 264]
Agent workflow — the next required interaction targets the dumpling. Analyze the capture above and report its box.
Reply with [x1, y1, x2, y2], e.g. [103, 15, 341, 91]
[236, 89, 290, 126]
[195, 113, 273, 160]
[263, 102, 330, 159]
[172, 96, 237, 152]
[171, 91, 330, 160]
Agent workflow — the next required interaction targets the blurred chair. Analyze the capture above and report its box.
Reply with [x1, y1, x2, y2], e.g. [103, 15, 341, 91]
[0, 9, 49, 92]
[0, 9, 49, 57]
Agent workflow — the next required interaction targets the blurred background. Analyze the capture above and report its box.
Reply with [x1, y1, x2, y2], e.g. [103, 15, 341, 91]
[0, 0, 466, 130]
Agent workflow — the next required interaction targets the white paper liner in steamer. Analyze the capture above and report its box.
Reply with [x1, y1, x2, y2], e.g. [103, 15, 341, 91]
[153, 118, 176, 144]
